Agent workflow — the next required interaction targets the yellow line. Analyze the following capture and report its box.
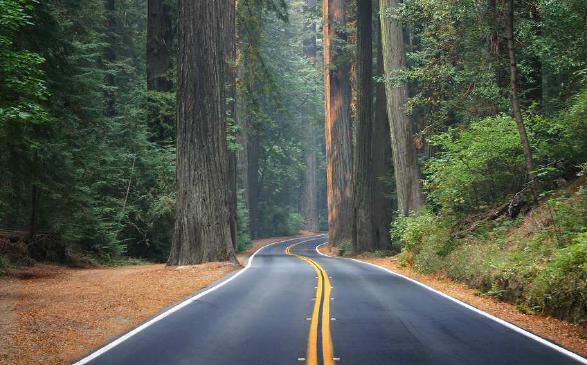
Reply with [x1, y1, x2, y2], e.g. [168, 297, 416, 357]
[321, 266, 334, 365]
[285, 241, 335, 365]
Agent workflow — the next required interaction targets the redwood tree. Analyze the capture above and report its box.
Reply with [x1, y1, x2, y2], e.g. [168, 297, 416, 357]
[352, 0, 375, 253]
[301, 0, 319, 232]
[168, 0, 237, 265]
[323, 0, 353, 245]
[379, 0, 424, 216]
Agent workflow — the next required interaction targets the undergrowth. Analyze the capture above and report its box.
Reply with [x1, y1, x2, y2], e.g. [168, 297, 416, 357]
[394, 182, 587, 324]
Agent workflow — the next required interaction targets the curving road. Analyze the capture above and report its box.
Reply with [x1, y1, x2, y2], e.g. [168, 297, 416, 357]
[76, 235, 586, 365]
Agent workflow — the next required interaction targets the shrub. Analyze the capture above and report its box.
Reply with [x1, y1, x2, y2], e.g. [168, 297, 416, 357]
[285, 212, 304, 236]
[391, 209, 452, 253]
[425, 115, 526, 214]
[236, 190, 251, 252]
[528, 233, 587, 323]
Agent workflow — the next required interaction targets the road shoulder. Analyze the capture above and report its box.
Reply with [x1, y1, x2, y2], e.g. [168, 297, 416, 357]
[0, 235, 305, 365]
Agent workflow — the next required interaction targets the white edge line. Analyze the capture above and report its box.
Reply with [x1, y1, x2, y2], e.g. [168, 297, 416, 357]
[74, 234, 325, 365]
[314, 242, 587, 364]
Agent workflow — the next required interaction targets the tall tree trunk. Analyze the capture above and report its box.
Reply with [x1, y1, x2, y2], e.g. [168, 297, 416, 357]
[247, 132, 260, 239]
[168, 0, 237, 265]
[147, 0, 173, 92]
[352, 0, 375, 253]
[505, 0, 535, 177]
[372, 0, 394, 249]
[301, 0, 319, 232]
[323, 0, 353, 245]
[379, 0, 423, 216]
[224, 0, 238, 248]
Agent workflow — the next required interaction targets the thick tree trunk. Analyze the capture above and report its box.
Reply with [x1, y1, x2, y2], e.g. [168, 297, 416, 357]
[505, 0, 535, 177]
[372, 2, 394, 249]
[301, 0, 319, 232]
[168, 0, 237, 265]
[323, 0, 353, 245]
[352, 0, 375, 253]
[147, 0, 173, 92]
[379, 0, 423, 216]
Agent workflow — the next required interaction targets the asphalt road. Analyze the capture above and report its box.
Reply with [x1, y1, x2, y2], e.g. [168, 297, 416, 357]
[77, 235, 586, 365]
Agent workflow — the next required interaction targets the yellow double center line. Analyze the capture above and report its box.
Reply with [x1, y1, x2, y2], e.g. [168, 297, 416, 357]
[286, 240, 334, 365]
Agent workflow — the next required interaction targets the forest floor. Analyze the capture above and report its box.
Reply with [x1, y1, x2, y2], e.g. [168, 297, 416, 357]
[319, 245, 587, 357]
[0, 235, 303, 365]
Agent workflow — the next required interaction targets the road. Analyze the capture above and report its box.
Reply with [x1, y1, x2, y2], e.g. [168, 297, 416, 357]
[77, 235, 586, 365]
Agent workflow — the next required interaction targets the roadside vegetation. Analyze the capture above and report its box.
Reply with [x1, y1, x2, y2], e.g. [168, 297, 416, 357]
[390, 99, 587, 324]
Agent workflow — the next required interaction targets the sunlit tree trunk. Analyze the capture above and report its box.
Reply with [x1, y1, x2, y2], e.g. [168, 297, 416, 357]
[323, 0, 353, 245]
[301, 0, 319, 232]
[168, 0, 237, 265]
[352, 0, 375, 253]
[379, 0, 423, 216]
[506, 0, 535, 177]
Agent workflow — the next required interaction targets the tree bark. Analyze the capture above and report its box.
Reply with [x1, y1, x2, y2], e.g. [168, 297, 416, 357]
[301, 0, 319, 232]
[147, 0, 173, 92]
[247, 132, 260, 239]
[168, 0, 237, 265]
[323, 0, 353, 245]
[505, 0, 535, 177]
[224, 0, 238, 248]
[372, 0, 394, 249]
[379, 0, 424, 216]
[352, 0, 375, 253]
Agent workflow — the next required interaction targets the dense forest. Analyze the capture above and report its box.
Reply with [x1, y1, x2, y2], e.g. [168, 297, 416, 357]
[1, 0, 586, 324]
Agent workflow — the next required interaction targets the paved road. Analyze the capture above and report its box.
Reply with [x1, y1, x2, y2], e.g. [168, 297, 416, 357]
[77, 235, 585, 365]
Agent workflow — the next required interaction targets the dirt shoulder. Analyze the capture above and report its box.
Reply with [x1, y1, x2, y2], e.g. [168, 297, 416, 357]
[0, 235, 305, 365]
[318, 245, 587, 357]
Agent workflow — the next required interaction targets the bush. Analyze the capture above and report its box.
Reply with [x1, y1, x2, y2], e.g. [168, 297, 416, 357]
[236, 190, 251, 252]
[285, 212, 304, 236]
[391, 182, 587, 324]
[529, 233, 587, 323]
[392, 210, 453, 253]
[425, 115, 526, 215]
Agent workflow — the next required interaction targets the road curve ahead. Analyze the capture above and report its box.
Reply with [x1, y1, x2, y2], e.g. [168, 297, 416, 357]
[77, 235, 586, 365]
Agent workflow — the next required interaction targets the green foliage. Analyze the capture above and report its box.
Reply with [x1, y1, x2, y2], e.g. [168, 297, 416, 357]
[425, 115, 526, 214]
[0, 0, 176, 262]
[336, 240, 353, 257]
[236, 190, 251, 252]
[391, 183, 587, 324]
[391, 210, 454, 272]
[424, 96, 587, 216]
[529, 233, 587, 323]
[285, 212, 304, 236]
